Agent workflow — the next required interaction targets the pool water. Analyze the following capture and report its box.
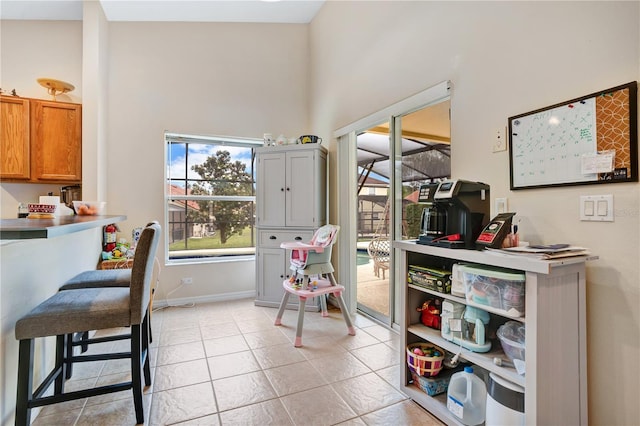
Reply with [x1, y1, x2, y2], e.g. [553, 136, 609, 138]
[357, 250, 371, 266]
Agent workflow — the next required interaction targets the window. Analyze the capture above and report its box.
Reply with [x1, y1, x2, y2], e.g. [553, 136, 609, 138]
[165, 132, 263, 262]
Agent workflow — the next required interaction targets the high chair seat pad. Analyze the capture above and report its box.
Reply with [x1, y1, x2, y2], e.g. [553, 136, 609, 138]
[59, 269, 132, 290]
[312, 225, 337, 246]
[290, 262, 334, 275]
[15, 287, 131, 340]
[282, 224, 339, 269]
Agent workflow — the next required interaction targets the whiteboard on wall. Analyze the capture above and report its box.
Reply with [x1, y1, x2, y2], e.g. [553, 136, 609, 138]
[508, 81, 638, 190]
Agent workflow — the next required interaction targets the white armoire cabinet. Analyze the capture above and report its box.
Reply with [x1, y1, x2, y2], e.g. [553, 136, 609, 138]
[255, 144, 327, 308]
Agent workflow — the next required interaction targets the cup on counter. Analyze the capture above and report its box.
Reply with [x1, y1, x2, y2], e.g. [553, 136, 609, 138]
[17, 203, 29, 218]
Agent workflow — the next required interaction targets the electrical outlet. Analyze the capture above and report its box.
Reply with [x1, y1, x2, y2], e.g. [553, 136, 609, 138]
[181, 277, 193, 285]
[493, 127, 507, 152]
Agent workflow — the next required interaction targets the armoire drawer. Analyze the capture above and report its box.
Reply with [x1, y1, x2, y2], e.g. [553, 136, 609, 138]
[257, 229, 314, 248]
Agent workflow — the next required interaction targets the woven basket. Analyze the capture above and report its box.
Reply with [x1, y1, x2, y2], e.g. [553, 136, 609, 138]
[406, 343, 445, 377]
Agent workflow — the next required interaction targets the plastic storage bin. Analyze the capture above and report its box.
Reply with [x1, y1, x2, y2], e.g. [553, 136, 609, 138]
[462, 265, 525, 317]
[497, 321, 526, 365]
[411, 365, 465, 396]
[450, 263, 467, 297]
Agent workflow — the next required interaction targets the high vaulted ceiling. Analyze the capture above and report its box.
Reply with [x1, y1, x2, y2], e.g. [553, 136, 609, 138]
[2, 0, 450, 184]
[0, 0, 325, 23]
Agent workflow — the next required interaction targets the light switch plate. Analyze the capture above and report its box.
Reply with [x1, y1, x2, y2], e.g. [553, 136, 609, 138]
[580, 195, 613, 222]
[495, 197, 508, 214]
[493, 127, 507, 152]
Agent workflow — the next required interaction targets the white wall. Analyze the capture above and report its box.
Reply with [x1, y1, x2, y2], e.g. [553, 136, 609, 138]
[82, 1, 110, 202]
[0, 20, 83, 218]
[309, 2, 639, 424]
[106, 22, 310, 301]
[0, 20, 82, 103]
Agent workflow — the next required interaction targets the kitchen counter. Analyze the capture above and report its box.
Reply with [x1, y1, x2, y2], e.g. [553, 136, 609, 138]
[0, 215, 126, 240]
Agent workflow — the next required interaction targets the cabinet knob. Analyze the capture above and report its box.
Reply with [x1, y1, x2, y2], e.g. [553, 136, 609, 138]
[286, 187, 290, 191]
[280, 274, 284, 279]
[269, 235, 277, 240]
[281, 188, 285, 192]
[295, 236, 302, 241]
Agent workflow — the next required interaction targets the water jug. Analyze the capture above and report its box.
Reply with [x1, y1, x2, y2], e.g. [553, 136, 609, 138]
[447, 366, 487, 425]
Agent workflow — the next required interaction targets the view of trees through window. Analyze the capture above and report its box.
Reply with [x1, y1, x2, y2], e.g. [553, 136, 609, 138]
[166, 135, 261, 260]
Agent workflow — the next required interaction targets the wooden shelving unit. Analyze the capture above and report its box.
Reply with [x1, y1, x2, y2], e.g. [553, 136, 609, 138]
[396, 240, 591, 425]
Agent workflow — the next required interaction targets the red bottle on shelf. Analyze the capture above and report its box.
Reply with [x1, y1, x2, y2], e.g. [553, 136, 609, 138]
[103, 224, 117, 252]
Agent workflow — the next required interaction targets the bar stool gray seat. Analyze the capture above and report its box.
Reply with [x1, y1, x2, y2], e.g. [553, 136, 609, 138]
[14, 222, 160, 426]
[59, 268, 132, 290]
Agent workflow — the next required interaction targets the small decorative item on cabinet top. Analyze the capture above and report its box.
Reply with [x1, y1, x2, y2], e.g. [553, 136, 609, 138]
[300, 135, 322, 144]
[37, 78, 74, 101]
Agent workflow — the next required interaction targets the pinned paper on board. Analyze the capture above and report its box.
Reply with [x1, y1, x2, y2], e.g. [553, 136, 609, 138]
[581, 150, 615, 175]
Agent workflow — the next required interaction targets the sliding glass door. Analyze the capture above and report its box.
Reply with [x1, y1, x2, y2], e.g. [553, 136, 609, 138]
[335, 81, 451, 328]
[356, 124, 392, 323]
[353, 98, 451, 326]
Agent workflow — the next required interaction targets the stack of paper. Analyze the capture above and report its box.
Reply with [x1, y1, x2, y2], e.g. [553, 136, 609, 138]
[486, 244, 590, 259]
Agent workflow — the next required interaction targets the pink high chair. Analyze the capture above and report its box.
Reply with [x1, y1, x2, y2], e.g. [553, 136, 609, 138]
[274, 224, 356, 347]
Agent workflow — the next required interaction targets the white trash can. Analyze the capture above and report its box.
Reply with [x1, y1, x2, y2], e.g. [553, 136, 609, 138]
[485, 373, 525, 425]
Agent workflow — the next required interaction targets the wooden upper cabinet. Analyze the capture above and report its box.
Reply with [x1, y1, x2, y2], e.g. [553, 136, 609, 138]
[30, 100, 82, 182]
[0, 96, 31, 179]
[1, 97, 82, 183]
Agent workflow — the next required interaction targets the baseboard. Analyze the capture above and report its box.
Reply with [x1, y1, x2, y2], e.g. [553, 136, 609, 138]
[153, 290, 256, 308]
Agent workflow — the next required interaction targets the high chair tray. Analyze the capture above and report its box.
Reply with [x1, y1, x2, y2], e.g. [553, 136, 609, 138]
[280, 241, 326, 252]
[282, 278, 344, 297]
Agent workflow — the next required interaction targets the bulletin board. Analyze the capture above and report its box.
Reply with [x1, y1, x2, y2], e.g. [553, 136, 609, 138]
[509, 81, 638, 190]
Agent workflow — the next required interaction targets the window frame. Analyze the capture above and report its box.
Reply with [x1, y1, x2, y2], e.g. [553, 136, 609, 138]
[164, 132, 263, 265]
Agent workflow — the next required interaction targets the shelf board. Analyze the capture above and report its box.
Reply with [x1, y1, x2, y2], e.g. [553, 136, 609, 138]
[401, 384, 463, 426]
[408, 284, 526, 323]
[396, 239, 592, 274]
[408, 323, 525, 388]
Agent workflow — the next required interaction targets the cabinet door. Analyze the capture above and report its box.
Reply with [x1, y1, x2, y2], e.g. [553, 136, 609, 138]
[256, 247, 289, 304]
[0, 97, 30, 179]
[256, 152, 286, 227]
[31, 100, 82, 182]
[285, 150, 321, 227]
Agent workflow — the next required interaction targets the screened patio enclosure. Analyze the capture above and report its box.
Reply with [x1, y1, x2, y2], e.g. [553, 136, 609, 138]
[357, 130, 451, 241]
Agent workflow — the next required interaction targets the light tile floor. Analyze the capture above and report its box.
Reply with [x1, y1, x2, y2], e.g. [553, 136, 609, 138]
[32, 298, 443, 426]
